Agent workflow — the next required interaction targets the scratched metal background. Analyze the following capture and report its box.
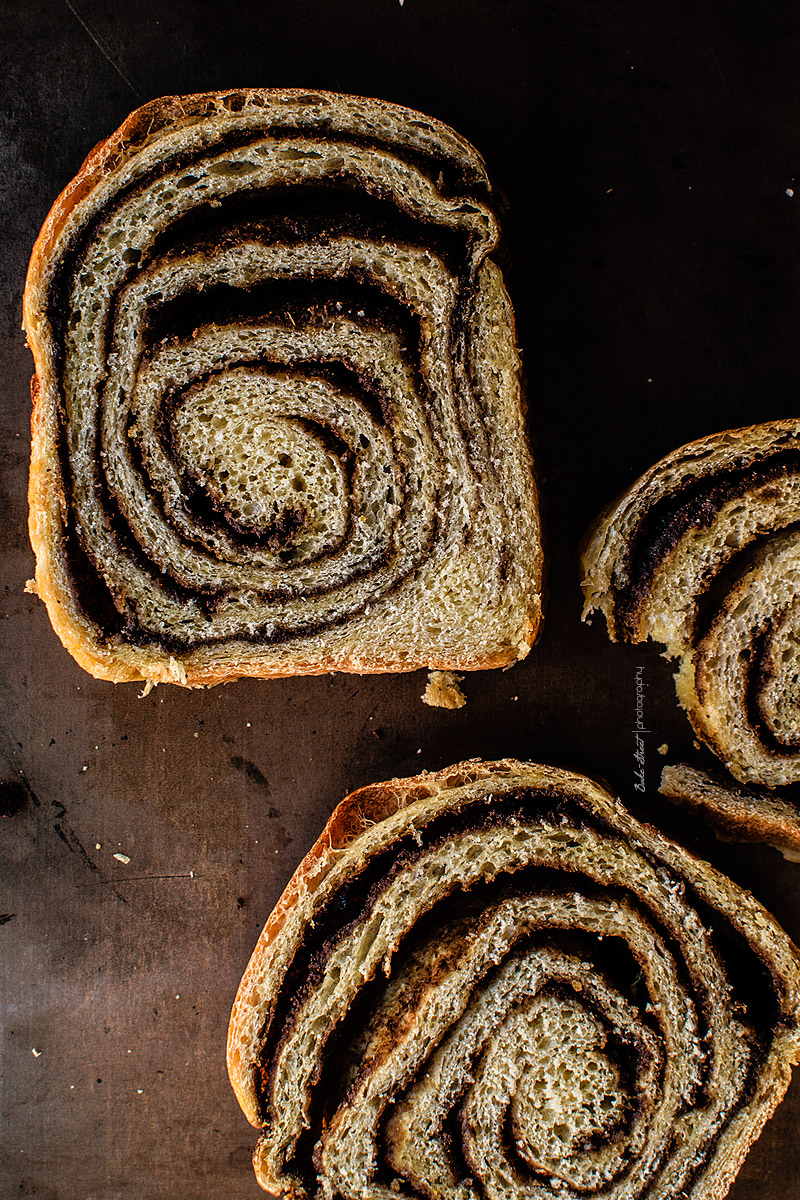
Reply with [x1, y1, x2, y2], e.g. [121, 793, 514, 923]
[2, 1, 800, 1196]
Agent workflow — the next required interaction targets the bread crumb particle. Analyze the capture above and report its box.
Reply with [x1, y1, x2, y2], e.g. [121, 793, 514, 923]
[658, 744, 668, 755]
[422, 670, 466, 709]
[113, 853, 131, 864]
[24, 578, 38, 596]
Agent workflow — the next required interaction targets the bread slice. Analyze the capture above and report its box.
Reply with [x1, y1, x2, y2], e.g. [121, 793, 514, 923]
[660, 762, 800, 862]
[227, 758, 800, 1200]
[24, 89, 541, 686]
[580, 419, 800, 787]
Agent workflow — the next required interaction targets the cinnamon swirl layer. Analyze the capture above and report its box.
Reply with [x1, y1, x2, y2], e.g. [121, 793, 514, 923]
[581, 420, 800, 787]
[25, 90, 541, 685]
[227, 759, 800, 1200]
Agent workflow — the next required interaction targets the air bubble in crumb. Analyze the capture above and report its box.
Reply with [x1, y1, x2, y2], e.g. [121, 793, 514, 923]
[422, 670, 466, 709]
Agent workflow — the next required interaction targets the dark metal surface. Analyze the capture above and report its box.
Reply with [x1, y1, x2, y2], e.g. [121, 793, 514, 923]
[2, 1, 800, 1196]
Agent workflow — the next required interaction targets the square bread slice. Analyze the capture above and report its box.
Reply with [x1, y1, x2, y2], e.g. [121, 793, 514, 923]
[23, 88, 542, 686]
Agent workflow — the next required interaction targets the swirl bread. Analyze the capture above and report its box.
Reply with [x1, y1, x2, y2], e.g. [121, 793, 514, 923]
[581, 420, 800, 788]
[227, 758, 800, 1200]
[24, 89, 541, 686]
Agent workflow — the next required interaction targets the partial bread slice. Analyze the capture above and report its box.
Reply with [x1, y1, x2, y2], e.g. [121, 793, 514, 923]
[24, 89, 541, 686]
[660, 762, 800, 862]
[227, 758, 800, 1200]
[581, 419, 800, 787]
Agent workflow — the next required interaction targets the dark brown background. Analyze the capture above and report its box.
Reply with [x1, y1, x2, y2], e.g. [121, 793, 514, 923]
[3, 1, 800, 1196]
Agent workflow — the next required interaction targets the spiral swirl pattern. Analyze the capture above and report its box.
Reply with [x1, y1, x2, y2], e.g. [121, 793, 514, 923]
[581, 420, 800, 787]
[25, 90, 541, 684]
[227, 759, 800, 1200]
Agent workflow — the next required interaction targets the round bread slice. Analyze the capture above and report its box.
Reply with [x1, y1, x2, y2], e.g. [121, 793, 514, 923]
[227, 758, 800, 1200]
[581, 419, 800, 787]
[24, 89, 541, 686]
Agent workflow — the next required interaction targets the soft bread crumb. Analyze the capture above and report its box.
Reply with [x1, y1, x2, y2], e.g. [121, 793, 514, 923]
[24, 578, 38, 595]
[422, 671, 466, 709]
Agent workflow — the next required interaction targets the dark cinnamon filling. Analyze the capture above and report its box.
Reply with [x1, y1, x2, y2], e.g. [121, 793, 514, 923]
[47, 130, 490, 362]
[54, 270, 450, 647]
[47, 147, 487, 651]
[614, 447, 800, 639]
[252, 789, 785, 1195]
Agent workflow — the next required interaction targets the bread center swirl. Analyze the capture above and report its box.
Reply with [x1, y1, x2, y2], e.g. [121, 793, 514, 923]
[173, 391, 349, 551]
[507, 995, 627, 1174]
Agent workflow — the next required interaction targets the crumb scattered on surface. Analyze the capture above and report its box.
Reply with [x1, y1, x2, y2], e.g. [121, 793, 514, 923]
[113, 853, 131, 864]
[422, 670, 467, 709]
[24, 579, 38, 596]
[658, 744, 668, 755]
[139, 680, 156, 699]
